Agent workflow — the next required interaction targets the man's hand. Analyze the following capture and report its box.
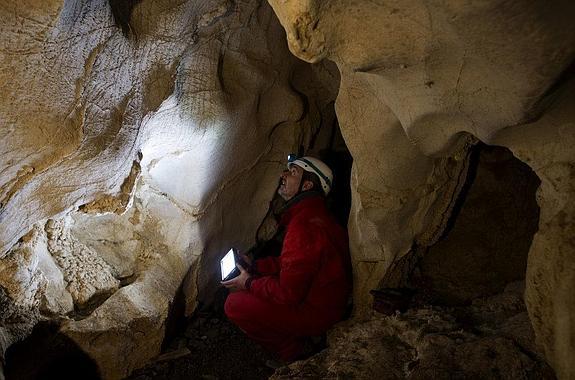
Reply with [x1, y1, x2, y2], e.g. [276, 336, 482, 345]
[236, 252, 254, 274]
[221, 263, 251, 290]
[239, 252, 253, 266]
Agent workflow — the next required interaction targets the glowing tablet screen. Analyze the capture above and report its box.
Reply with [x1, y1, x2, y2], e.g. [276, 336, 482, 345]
[220, 249, 236, 281]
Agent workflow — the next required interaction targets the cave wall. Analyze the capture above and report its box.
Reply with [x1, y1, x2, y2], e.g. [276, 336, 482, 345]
[0, 0, 340, 378]
[492, 79, 575, 379]
[266, 0, 575, 378]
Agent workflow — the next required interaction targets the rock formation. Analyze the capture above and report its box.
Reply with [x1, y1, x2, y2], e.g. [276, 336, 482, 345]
[267, 0, 575, 378]
[272, 282, 554, 379]
[0, 0, 339, 378]
[1, 0, 574, 379]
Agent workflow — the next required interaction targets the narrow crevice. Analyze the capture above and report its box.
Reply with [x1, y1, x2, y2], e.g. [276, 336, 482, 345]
[108, 0, 142, 38]
[69, 289, 117, 321]
[527, 58, 575, 123]
[435, 142, 483, 241]
[217, 47, 227, 95]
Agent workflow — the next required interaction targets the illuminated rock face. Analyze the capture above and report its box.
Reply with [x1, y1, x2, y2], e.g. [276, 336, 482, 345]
[267, 0, 575, 378]
[0, 0, 339, 378]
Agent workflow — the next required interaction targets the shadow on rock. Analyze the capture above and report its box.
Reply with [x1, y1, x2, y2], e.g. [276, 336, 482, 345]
[4, 321, 101, 380]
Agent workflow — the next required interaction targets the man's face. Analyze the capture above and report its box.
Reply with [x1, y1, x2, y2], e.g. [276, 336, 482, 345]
[278, 164, 303, 200]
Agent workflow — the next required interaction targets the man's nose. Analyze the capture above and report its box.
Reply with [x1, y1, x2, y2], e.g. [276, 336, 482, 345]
[280, 170, 289, 178]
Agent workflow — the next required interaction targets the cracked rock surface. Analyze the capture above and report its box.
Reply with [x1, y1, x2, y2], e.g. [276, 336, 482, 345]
[45, 218, 119, 308]
[0, 0, 340, 378]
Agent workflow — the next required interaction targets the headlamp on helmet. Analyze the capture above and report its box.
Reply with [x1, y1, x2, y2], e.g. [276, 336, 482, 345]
[286, 155, 333, 196]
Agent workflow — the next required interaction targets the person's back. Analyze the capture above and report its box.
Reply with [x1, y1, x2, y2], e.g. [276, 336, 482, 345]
[279, 194, 350, 313]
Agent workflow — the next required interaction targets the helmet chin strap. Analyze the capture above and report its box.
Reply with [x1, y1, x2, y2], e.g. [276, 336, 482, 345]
[296, 175, 306, 196]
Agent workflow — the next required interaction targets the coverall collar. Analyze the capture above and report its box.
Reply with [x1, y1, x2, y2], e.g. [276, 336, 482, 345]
[280, 191, 325, 226]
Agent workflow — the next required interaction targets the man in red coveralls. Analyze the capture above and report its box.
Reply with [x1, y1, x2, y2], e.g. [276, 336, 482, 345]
[222, 155, 352, 364]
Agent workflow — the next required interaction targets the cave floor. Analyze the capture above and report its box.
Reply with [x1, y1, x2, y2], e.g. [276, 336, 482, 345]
[126, 281, 555, 380]
[125, 309, 275, 380]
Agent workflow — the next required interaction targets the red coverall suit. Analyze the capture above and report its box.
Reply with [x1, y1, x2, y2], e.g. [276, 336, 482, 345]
[224, 194, 352, 361]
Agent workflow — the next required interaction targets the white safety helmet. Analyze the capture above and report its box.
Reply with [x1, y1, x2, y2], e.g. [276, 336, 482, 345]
[287, 155, 333, 195]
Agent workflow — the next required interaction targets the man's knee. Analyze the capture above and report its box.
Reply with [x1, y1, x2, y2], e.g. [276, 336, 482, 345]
[224, 291, 249, 321]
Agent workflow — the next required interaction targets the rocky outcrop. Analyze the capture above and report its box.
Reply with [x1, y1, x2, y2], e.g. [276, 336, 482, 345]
[0, 225, 73, 359]
[267, 0, 575, 377]
[45, 218, 119, 308]
[492, 77, 575, 380]
[272, 282, 553, 379]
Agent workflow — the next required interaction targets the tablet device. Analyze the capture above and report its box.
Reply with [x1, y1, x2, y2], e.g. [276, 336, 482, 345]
[221, 248, 240, 281]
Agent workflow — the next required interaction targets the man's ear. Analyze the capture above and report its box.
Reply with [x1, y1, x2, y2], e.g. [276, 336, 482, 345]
[302, 180, 314, 191]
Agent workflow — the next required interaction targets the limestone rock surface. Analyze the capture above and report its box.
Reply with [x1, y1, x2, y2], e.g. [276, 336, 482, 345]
[272, 283, 553, 379]
[492, 77, 575, 380]
[46, 218, 119, 308]
[268, 0, 575, 377]
[0, 0, 339, 378]
[1, 0, 575, 378]
[0, 224, 73, 357]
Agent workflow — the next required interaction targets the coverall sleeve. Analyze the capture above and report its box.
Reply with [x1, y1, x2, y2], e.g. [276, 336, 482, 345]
[249, 224, 322, 305]
[255, 256, 281, 275]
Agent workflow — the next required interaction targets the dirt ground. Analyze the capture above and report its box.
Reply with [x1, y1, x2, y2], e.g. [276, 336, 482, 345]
[126, 281, 555, 380]
[125, 308, 276, 380]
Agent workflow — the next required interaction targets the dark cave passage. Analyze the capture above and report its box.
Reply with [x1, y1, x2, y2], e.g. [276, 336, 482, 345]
[413, 143, 541, 305]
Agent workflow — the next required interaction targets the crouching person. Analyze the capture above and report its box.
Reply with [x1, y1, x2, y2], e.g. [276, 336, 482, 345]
[222, 156, 352, 365]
